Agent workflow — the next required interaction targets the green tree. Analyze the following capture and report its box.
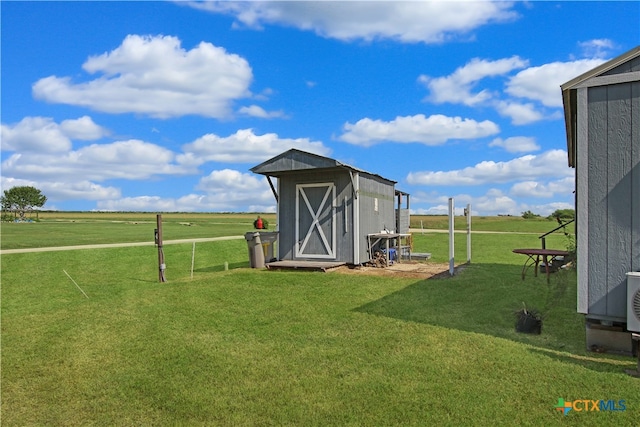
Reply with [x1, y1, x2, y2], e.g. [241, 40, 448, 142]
[521, 210, 540, 219]
[1, 186, 47, 220]
[548, 209, 575, 221]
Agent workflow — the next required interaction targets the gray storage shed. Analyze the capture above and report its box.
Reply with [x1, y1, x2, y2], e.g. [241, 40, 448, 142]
[250, 149, 409, 265]
[562, 46, 640, 352]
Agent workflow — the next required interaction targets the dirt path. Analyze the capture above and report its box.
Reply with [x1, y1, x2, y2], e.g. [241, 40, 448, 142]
[331, 261, 465, 279]
[2, 228, 539, 255]
[0, 236, 244, 255]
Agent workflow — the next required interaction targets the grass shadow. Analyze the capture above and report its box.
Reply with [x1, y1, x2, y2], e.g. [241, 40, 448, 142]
[353, 262, 598, 359]
[194, 261, 248, 273]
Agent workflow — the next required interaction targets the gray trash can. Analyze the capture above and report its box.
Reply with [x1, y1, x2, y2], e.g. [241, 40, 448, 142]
[259, 231, 278, 262]
[245, 232, 265, 268]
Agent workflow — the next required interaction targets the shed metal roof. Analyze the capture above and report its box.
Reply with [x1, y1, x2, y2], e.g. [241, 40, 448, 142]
[250, 148, 397, 185]
[561, 46, 640, 167]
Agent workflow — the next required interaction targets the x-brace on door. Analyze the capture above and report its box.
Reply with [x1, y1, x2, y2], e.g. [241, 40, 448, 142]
[295, 183, 336, 259]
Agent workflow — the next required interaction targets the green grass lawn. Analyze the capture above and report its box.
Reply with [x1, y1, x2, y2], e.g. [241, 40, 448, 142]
[411, 214, 571, 234]
[412, 231, 571, 264]
[2, 215, 637, 426]
[0, 212, 277, 250]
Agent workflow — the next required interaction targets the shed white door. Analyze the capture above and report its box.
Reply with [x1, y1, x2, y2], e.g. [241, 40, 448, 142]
[295, 183, 336, 259]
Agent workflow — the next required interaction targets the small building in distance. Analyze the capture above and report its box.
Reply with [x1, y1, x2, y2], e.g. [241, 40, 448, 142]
[250, 149, 410, 266]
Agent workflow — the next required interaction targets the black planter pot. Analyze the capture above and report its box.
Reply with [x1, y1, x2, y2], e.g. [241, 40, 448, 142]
[516, 312, 542, 334]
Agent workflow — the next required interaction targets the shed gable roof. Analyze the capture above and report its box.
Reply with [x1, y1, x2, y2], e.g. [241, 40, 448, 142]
[562, 46, 640, 167]
[250, 148, 396, 184]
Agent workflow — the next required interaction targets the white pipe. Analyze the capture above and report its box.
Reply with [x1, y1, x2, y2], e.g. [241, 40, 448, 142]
[466, 203, 471, 263]
[63, 269, 89, 299]
[190, 242, 196, 279]
[353, 173, 360, 264]
[449, 198, 454, 276]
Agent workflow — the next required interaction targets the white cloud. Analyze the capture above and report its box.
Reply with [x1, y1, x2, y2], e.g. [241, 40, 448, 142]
[0, 176, 35, 192]
[489, 136, 540, 153]
[188, 1, 519, 43]
[509, 177, 575, 198]
[494, 100, 545, 125]
[2, 139, 193, 182]
[1, 118, 71, 153]
[95, 175, 275, 212]
[95, 194, 276, 212]
[97, 196, 181, 212]
[95, 168, 285, 213]
[578, 39, 615, 59]
[59, 116, 109, 140]
[32, 34, 253, 119]
[179, 128, 330, 165]
[1, 116, 107, 153]
[0, 176, 120, 204]
[338, 114, 500, 147]
[238, 105, 286, 119]
[418, 53, 609, 125]
[419, 56, 528, 106]
[42, 181, 121, 201]
[413, 204, 469, 216]
[197, 169, 265, 192]
[411, 189, 518, 216]
[473, 193, 519, 216]
[505, 58, 606, 107]
[410, 187, 574, 217]
[77, 139, 173, 166]
[406, 149, 573, 186]
[0, 117, 93, 153]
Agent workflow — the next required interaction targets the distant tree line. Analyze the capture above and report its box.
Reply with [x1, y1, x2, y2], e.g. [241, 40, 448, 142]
[521, 209, 575, 221]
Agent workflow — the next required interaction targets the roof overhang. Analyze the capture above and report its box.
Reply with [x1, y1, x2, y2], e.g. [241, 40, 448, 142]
[561, 46, 640, 168]
[250, 148, 397, 185]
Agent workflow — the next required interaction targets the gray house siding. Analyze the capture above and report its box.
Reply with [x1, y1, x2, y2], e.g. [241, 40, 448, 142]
[577, 82, 640, 321]
[634, 82, 640, 278]
[576, 77, 640, 321]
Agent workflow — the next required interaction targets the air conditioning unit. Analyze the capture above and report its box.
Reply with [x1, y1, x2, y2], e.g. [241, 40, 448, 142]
[627, 272, 640, 332]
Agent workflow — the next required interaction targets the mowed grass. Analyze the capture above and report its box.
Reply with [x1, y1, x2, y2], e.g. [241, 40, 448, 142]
[412, 230, 570, 264]
[2, 212, 564, 250]
[411, 214, 572, 234]
[2, 215, 638, 426]
[0, 212, 277, 250]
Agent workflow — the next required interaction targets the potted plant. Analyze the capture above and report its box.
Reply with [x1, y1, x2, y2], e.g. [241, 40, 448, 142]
[515, 303, 542, 334]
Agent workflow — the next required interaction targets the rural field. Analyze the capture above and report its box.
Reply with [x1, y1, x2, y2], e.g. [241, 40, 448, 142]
[1, 212, 638, 426]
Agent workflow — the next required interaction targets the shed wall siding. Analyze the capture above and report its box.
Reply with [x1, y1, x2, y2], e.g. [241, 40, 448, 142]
[577, 87, 589, 314]
[277, 170, 354, 263]
[583, 81, 640, 320]
[397, 209, 410, 234]
[603, 56, 640, 75]
[632, 81, 640, 273]
[357, 174, 396, 261]
[586, 86, 608, 316]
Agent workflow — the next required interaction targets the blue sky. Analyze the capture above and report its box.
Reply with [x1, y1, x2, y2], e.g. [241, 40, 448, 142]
[2, 1, 639, 215]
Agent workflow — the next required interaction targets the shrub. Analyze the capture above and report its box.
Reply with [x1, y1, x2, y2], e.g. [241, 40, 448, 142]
[521, 210, 540, 219]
